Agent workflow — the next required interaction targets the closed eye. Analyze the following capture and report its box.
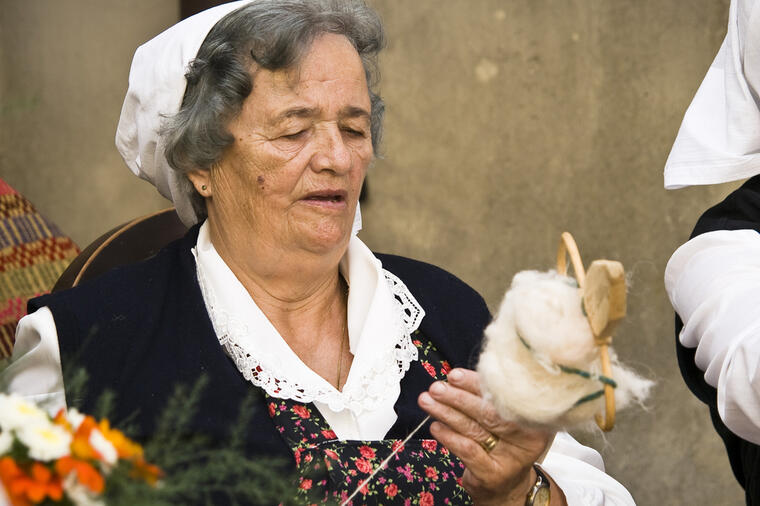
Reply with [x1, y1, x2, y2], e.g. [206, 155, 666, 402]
[342, 127, 367, 138]
[282, 130, 307, 140]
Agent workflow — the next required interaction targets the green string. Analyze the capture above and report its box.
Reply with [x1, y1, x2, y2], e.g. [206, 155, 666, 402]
[572, 390, 605, 407]
[558, 365, 617, 388]
[517, 334, 616, 406]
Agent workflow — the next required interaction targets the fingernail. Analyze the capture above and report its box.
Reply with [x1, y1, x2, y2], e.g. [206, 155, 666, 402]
[419, 392, 433, 406]
[430, 381, 446, 395]
[448, 369, 463, 382]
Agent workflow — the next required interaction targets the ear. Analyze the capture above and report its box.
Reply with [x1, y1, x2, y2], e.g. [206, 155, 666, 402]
[187, 169, 211, 197]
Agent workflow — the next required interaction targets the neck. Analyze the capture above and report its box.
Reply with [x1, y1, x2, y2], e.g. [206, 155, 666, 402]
[205, 217, 349, 351]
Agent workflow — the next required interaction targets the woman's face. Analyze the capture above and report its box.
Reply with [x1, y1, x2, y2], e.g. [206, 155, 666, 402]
[196, 33, 373, 258]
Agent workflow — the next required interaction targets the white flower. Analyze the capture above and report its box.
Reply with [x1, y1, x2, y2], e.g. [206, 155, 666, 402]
[16, 423, 72, 461]
[89, 428, 117, 466]
[0, 393, 49, 431]
[63, 474, 106, 506]
[66, 408, 86, 430]
[0, 430, 12, 454]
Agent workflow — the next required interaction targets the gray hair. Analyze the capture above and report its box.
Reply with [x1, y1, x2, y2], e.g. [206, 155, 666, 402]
[162, 0, 385, 221]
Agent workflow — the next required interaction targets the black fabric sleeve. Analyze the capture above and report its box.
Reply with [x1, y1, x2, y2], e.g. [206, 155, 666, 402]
[675, 175, 760, 499]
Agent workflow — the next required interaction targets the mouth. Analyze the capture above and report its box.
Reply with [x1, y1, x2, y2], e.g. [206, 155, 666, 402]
[302, 189, 348, 202]
[300, 189, 349, 209]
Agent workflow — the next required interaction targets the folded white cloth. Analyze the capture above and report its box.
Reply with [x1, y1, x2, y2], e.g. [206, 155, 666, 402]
[664, 0, 760, 189]
[115, 1, 251, 226]
[665, 229, 760, 444]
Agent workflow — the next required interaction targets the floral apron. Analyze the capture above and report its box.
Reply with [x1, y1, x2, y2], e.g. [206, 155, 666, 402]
[266, 332, 473, 505]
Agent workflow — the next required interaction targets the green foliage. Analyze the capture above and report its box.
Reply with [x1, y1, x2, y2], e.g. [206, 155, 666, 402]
[101, 375, 297, 506]
[62, 366, 89, 406]
[92, 389, 117, 422]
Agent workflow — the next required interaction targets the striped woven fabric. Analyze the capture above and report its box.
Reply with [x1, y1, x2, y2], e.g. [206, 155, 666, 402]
[0, 179, 80, 359]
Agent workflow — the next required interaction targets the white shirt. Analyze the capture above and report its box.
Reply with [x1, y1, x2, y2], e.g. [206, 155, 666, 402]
[666, 228, 760, 445]
[1, 222, 635, 504]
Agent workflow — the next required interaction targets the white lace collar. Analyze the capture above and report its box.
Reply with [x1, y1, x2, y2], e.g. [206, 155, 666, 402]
[191, 222, 423, 414]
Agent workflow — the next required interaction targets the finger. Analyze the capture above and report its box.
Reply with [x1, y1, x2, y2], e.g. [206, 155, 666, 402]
[431, 420, 543, 498]
[420, 389, 543, 461]
[422, 383, 552, 460]
[418, 390, 492, 443]
[426, 380, 509, 435]
[446, 368, 482, 396]
[429, 420, 498, 480]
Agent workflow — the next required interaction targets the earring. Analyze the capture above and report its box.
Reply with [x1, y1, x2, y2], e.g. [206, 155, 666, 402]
[201, 185, 207, 191]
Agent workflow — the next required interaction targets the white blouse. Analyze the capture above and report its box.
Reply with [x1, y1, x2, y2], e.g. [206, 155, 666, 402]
[0, 223, 635, 504]
[666, 228, 760, 445]
[192, 222, 421, 439]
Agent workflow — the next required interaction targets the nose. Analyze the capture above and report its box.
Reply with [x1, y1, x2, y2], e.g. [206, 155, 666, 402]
[310, 123, 352, 174]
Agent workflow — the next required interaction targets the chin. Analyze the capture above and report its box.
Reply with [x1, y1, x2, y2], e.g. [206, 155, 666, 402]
[297, 221, 351, 256]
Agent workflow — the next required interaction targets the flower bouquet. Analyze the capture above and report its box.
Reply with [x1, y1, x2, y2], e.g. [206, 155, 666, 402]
[0, 374, 297, 506]
[0, 393, 161, 505]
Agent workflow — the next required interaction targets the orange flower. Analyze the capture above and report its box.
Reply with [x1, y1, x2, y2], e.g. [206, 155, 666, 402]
[129, 457, 163, 486]
[55, 456, 104, 494]
[69, 416, 99, 461]
[0, 457, 21, 483]
[97, 419, 143, 459]
[95, 419, 162, 485]
[0, 457, 63, 504]
[0, 457, 28, 506]
[52, 409, 72, 432]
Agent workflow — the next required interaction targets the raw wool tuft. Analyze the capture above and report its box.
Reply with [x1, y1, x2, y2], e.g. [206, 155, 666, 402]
[477, 270, 653, 431]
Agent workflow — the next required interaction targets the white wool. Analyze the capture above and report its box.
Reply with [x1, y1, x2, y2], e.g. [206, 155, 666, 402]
[510, 271, 597, 368]
[477, 270, 653, 431]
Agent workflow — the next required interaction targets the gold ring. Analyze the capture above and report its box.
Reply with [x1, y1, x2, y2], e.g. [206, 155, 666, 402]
[479, 434, 499, 453]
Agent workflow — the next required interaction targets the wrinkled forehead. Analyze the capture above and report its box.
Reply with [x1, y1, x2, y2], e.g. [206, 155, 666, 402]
[251, 33, 367, 91]
[241, 35, 371, 125]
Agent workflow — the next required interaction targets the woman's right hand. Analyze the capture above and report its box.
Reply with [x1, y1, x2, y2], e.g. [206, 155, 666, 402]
[418, 368, 566, 505]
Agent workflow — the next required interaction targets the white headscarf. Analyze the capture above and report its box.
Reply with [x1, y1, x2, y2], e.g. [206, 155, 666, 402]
[663, 0, 760, 189]
[114, 0, 362, 233]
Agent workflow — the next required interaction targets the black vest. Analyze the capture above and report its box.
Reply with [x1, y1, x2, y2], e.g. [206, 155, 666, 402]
[675, 175, 760, 505]
[29, 224, 491, 466]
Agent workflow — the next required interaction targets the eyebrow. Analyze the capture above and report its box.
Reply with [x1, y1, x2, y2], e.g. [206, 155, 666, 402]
[272, 105, 371, 124]
[275, 107, 317, 122]
[340, 106, 371, 121]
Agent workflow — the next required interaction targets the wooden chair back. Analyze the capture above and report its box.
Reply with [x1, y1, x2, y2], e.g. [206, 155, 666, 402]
[53, 208, 187, 292]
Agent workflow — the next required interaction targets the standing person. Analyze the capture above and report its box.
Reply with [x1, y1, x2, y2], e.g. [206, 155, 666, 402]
[665, 0, 760, 503]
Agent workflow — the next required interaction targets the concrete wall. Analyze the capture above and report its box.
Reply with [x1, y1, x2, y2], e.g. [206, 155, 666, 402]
[0, 1, 745, 503]
[360, 1, 741, 504]
[0, 1, 176, 243]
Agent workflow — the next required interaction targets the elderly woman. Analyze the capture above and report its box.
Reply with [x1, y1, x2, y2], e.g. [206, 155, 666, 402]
[3, 1, 634, 504]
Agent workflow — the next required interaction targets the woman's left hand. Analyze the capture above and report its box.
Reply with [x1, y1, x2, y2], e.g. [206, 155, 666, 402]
[418, 368, 565, 506]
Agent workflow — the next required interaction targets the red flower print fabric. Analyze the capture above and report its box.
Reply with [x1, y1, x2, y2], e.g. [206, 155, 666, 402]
[266, 332, 471, 504]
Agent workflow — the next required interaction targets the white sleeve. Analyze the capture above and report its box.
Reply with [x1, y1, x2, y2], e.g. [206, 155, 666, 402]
[0, 307, 66, 416]
[541, 432, 635, 505]
[665, 228, 760, 444]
